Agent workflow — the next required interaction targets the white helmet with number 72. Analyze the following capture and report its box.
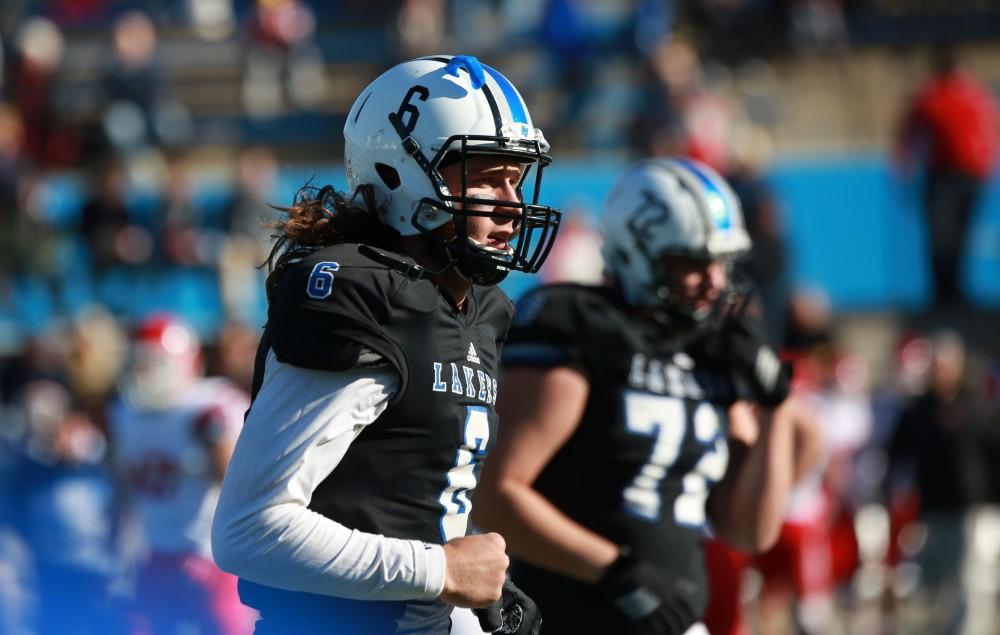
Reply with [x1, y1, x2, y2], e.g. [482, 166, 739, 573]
[601, 158, 752, 323]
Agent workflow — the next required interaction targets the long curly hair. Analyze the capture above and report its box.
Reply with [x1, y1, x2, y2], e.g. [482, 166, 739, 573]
[264, 183, 402, 298]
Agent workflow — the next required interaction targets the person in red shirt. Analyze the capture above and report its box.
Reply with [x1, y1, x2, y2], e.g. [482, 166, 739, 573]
[895, 45, 1000, 307]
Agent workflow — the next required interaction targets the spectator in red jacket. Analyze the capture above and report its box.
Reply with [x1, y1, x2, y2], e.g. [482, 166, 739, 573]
[895, 44, 1000, 308]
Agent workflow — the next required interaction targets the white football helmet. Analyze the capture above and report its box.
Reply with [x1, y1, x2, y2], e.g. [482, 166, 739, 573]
[601, 158, 752, 321]
[118, 314, 202, 410]
[343, 55, 561, 284]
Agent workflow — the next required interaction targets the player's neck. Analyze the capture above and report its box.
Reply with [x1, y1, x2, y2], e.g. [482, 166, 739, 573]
[433, 268, 471, 312]
[400, 236, 471, 312]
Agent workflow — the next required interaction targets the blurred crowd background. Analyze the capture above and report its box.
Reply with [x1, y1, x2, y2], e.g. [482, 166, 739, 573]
[1, 1, 1000, 634]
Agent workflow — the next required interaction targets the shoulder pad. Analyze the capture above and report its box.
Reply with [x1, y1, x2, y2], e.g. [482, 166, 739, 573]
[274, 243, 399, 320]
[266, 244, 407, 375]
[503, 284, 627, 375]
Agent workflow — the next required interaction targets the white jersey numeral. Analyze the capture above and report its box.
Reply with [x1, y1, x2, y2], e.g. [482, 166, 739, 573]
[622, 391, 729, 527]
[438, 406, 490, 542]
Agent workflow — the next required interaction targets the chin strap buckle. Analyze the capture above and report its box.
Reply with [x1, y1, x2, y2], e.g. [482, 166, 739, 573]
[400, 136, 421, 156]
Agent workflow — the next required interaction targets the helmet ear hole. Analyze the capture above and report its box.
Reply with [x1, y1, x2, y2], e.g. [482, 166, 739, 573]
[374, 163, 401, 190]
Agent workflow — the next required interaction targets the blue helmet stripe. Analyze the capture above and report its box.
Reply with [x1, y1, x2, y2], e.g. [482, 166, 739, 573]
[482, 64, 528, 125]
[674, 158, 732, 230]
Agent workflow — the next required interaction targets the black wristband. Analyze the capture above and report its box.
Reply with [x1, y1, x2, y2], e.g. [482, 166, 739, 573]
[596, 548, 636, 590]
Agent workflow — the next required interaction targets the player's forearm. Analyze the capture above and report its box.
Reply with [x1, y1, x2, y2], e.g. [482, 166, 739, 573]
[711, 406, 794, 552]
[473, 479, 618, 583]
[211, 358, 418, 599]
[791, 397, 823, 483]
[212, 501, 445, 601]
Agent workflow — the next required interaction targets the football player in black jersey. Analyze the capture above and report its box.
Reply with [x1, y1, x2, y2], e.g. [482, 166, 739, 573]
[210, 55, 560, 635]
[472, 158, 802, 635]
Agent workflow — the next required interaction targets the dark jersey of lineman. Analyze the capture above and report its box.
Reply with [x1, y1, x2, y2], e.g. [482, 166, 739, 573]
[502, 283, 742, 629]
[238, 243, 514, 635]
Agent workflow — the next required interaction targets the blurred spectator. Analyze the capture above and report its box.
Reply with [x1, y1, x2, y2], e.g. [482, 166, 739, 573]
[100, 10, 161, 150]
[869, 333, 933, 480]
[0, 142, 60, 338]
[0, 525, 33, 635]
[241, 0, 327, 119]
[8, 16, 79, 167]
[641, 35, 739, 171]
[63, 307, 127, 418]
[628, 54, 682, 158]
[787, 0, 849, 55]
[187, 0, 237, 41]
[863, 334, 933, 587]
[0, 336, 66, 413]
[540, 210, 603, 285]
[894, 44, 1000, 308]
[0, 320, 123, 634]
[43, 0, 113, 29]
[206, 321, 260, 393]
[109, 314, 253, 635]
[728, 123, 790, 349]
[539, 0, 596, 150]
[783, 289, 833, 353]
[220, 146, 276, 242]
[15, 380, 121, 635]
[218, 146, 275, 319]
[683, 0, 785, 63]
[0, 104, 31, 279]
[396, 0, 446, 58]
[886, 329, 999, 633]
[703, 394, 824, 635]
[78, 156, 152, 270]
[633, 35, 698, 158]
[159, 154, 216, 268]
[633, 0, 675, 59]
[100, 11, 192, 153]
[754, 334, 873, 635]
[0, 103, 22, 196]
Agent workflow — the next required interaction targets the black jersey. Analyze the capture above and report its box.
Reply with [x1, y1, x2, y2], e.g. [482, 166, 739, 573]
[502, 283, 741, 628]
[239, 243, 514, 635]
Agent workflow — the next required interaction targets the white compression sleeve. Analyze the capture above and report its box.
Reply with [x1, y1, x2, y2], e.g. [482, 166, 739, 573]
[211, 349, 446, 601]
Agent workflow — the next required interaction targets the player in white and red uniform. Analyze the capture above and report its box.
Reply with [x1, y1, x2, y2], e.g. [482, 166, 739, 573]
[750, 349, 872, 634]
[109, 314, 254, 635]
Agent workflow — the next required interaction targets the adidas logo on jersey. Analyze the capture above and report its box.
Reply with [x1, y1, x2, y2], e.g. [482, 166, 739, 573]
[466, 343, 480, 364]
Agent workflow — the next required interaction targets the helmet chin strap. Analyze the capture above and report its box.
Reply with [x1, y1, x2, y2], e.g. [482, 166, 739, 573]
[644, 269, 751, 336]
[641, 281, 724, 337]
[439, 215, 512, 286]
[450, 241, 510, 286]
[358, 234, 510, 287]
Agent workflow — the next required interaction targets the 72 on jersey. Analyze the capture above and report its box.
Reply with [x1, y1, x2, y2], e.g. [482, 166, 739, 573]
[438, 406, 490, 542]
[622, 391, 729, 527]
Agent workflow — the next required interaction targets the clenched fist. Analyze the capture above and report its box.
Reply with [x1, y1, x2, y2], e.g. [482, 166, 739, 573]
[440, 533, 509, 608]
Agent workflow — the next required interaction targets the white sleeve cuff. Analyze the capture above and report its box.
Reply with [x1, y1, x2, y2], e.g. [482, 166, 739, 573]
[419, 541, 447, 599]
